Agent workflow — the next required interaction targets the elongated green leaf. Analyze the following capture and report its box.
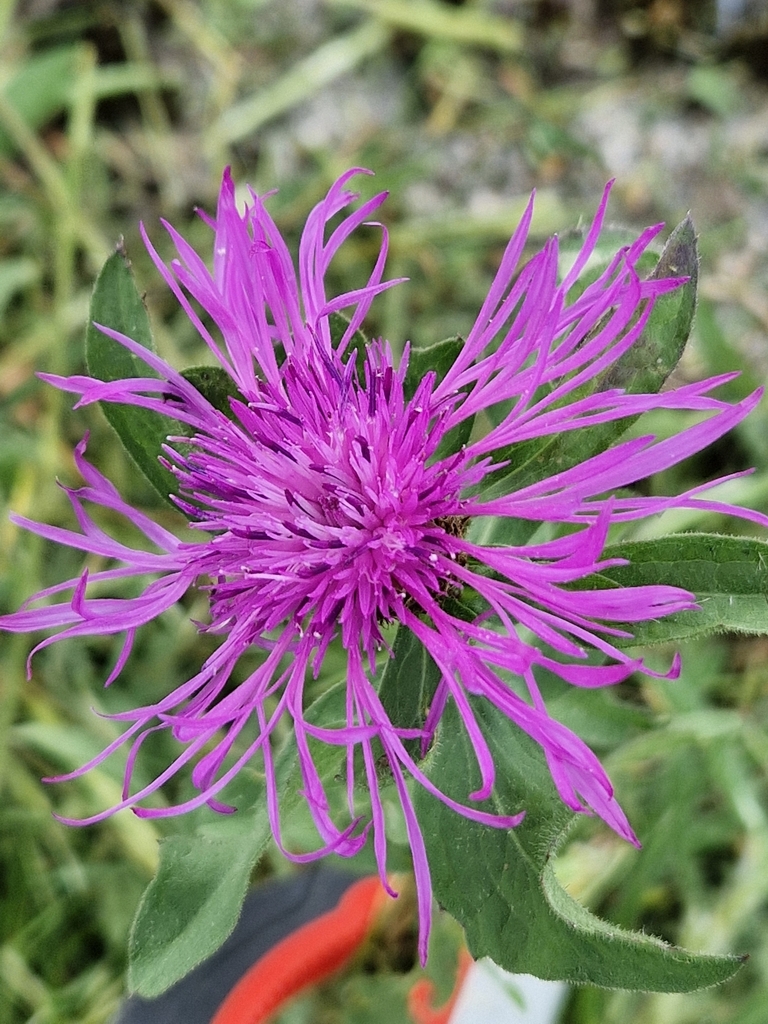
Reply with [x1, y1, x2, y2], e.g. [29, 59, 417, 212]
[480, 217, 699, 498]
[416, 698, 744, 990]
[127, 773, 271, 998]
[85, 247, 182, 503]
[585, 533, 768, 646]
[127, 683, 349, 997]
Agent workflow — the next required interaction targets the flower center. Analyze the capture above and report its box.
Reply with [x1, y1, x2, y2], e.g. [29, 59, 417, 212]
[178, 345, 469, 656]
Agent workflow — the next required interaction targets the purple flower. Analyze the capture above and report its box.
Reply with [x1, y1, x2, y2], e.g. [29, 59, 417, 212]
[1, 168, 764, 959]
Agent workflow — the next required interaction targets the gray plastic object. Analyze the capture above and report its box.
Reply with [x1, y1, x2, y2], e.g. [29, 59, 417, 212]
[112, 868, 357, 1024]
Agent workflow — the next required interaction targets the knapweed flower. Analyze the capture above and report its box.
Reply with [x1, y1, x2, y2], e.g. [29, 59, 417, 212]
[1, 169, 765, 960]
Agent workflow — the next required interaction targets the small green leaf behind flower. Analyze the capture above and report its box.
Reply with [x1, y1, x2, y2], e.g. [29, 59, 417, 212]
[181, 365, 241, 420]
[405, 336, 474, 459]
[85, 246, 183, 505]
[479, 216, 699, 499]
[582, 533, 768, 647]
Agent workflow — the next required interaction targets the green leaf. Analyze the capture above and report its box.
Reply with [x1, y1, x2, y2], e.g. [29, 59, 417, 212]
[592, 214, 699, 393]
[127, 682, 349, 997]
[181, 365, 240, 420]
[405, 336, 474, 459]
[480, 216, 699, 499]
[404, 336, 463, 401]
[468, 511, 541, 548]
[416, 698, 745, 990]
[584, 533, 768, 646]
[325, 310, 369, 383]
[329, 309, 367, 350]
[127, 773, 271, 998]
[377, 625, 441, 746]
[85, 246, 183, 504]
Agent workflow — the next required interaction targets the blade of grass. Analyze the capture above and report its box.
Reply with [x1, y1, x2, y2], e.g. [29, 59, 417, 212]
[0, 89, 109, 272]
[326, 0, 523, 53]
[211, 19, 390, 148]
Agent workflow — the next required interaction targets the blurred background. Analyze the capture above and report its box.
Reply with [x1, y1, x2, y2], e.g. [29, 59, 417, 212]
[2, 1, 768, 1021]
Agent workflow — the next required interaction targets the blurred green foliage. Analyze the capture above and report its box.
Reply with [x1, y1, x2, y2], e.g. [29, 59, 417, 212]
[2, 1, 768, 1021]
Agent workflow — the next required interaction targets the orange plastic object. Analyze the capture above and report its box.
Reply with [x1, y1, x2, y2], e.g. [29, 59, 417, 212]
[406, 947, 473, 1024]
[210, 875, 387, 1024]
